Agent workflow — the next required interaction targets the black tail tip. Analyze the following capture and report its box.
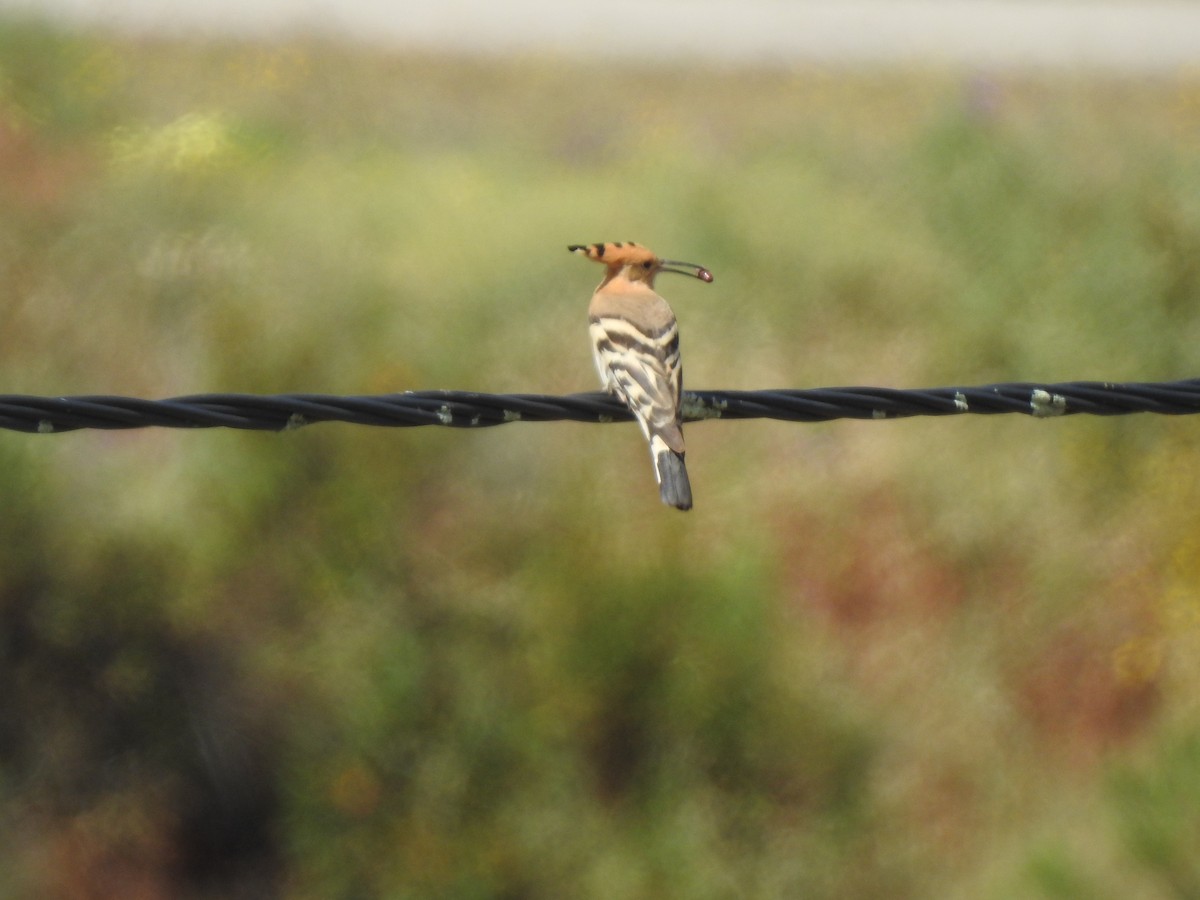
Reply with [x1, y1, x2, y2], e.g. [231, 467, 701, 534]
[655, 450, 693, 511]
[663, 493, 693, 511]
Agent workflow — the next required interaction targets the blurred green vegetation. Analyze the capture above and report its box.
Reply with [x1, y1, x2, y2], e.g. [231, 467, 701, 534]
[2, 15, 1200, 898]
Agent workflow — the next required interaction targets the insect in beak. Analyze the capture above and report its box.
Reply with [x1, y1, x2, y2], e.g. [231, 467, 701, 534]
[659, 259, 714, 283]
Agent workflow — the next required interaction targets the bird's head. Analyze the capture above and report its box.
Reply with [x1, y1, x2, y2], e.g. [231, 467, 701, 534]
[569, 241, 713, 287]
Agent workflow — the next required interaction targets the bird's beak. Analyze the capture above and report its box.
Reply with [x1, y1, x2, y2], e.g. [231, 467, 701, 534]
[659, 259, 714, 283]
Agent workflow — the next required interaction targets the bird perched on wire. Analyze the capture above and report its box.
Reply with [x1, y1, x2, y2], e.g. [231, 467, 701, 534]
[569, 241, 713, 510]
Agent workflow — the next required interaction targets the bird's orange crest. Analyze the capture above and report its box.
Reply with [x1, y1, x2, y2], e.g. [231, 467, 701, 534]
[568, 241, 657, 268]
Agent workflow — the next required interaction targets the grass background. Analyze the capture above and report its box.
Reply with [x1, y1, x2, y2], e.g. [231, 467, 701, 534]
[2, 17, 1200, 898]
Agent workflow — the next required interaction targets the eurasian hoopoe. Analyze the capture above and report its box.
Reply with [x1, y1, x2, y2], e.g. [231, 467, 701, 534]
[569, 241, 713, 511]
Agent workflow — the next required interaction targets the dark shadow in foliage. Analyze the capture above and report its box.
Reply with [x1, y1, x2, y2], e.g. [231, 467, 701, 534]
[549, 558, 878, 837]
[0, 506, 284, 898]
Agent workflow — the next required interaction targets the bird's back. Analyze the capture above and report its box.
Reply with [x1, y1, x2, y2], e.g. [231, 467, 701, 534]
[588, 283, 684, 453]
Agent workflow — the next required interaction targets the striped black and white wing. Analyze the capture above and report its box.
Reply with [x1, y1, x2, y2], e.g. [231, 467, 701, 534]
[588, 313, 682, 445]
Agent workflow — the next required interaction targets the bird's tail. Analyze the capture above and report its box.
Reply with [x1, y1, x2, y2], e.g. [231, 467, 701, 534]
[650, 434, 692, 511]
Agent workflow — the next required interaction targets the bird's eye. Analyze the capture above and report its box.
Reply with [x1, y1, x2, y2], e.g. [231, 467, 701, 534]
[642, 260, 653, 268]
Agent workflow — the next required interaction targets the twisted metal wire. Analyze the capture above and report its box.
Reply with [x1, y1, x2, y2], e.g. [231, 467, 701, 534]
[2, 379, 1199, 434]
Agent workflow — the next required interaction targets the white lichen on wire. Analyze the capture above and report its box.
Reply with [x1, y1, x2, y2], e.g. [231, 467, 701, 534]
[1030, 389, 1068, 418]
[681, 394, 727, 421]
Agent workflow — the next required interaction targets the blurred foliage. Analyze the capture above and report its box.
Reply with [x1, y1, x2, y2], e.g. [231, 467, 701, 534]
[1, 14, 1200, 899]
